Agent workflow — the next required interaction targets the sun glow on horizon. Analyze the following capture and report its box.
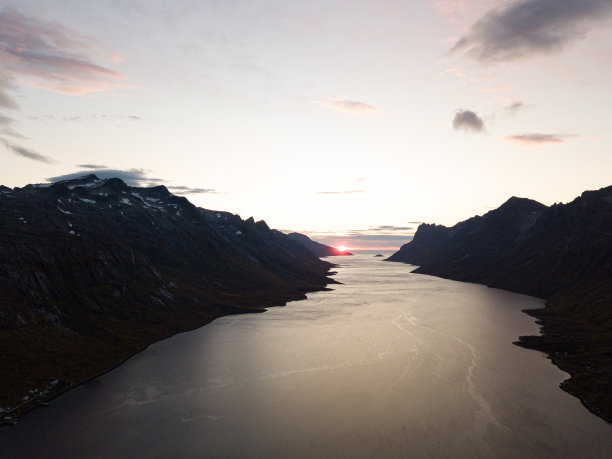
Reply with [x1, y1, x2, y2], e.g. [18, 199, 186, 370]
[337, 245, 347, 252]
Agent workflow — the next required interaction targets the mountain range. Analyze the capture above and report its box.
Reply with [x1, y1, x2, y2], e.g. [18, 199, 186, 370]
[388, 185, 612, 422]
[0, 174, 337, 419]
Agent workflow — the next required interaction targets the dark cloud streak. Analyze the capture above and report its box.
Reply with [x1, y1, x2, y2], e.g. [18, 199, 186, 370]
[451, 0, 612, 62]
[2, 139, 57, 164]
[78, 164, 108, 169]
[168, 185, 220, 195]
[0, 75, 17, 109]
[503, 101, 533, 115]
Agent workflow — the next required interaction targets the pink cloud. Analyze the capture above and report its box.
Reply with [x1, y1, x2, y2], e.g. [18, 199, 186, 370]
[434, 0, 469, 19]
[0, 7, 124, 165]
[478, 85, 512, 93]
[109, 54, 126, 63]
[0, 8, 123, 95]
[443, 67, 467, 78]
[316, 97, 379, 115]
[434, 0, 493, 24]
[506, 133, 578, 145]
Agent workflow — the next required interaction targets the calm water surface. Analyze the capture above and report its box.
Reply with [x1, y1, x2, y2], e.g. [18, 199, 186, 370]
[2, 254, 611, 458]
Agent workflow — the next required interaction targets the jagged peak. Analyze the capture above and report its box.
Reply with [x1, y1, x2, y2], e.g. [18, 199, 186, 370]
[255, 220, 270, 232]
[500, 195, 545, 208]
[147, 184, 171, 196]
[101, 177, 130, 192]
[411, 222, 449, 238]
[486, 196, 547, 217]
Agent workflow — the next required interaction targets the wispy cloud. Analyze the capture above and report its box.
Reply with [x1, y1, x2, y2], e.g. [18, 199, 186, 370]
[0, 111, 23, 138]
[78, 164, 109, 169]
[2, 139, 57, 164]
[435, 0, 496, 25]
[0, 7, 124, 95]
[316, 97, 379, 115]
[435, 0, 469, 19]
[316, 190, 366, 195]
[443, 66, 467, 79]
[167, 185, 220, 195]
[0, 72, 22, 140]
[47, 167, 221, 195]
[450, 0, 612, 62]
[505, 133, 577, 145]
[0, 73, 17, 109]
[452, 109, 485, 132]
[301, 225, 415, 250]
[29, 114, 141, 122]
[503, 100, 533, 115]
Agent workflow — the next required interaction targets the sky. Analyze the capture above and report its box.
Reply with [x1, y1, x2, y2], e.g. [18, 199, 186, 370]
[1, 0, 611, 249]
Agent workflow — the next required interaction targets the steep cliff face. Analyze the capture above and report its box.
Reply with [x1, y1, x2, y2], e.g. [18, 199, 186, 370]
[388, 186, 612, 422]
[0, 175, 335, 414]
[387, 191, 612, 299]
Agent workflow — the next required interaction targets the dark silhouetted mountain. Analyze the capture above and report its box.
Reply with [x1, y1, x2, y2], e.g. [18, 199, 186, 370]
[287, 232, 353, 257]
[0, 175, 335, 418]
[388, 186, 612, 422]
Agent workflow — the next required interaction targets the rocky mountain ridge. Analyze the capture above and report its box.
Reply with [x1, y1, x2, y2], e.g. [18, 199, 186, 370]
[388, 185, 612, 422]
[0, 174, 336, 419]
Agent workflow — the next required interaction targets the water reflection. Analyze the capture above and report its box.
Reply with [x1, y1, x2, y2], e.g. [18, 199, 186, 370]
[1, 254, 611, 458]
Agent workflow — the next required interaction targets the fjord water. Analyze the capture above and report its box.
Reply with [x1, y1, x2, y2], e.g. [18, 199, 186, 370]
[2, 254, 611, 458]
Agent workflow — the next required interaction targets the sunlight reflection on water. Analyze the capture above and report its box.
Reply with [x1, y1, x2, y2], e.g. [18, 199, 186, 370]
[2, 254, 611, 458]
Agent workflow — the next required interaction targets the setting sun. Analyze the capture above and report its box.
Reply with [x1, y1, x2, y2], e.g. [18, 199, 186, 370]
[337, 245, 347, 252]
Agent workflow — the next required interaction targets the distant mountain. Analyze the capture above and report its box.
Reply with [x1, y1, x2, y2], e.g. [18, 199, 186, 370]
[388, 186, 612, 422]
[287, 232, 353, 257]
[0, 175, 335, 419]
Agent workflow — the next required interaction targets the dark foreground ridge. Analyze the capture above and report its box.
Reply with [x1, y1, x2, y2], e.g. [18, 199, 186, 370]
[388, 186, 612, 422]
[0, 175, 336, 423]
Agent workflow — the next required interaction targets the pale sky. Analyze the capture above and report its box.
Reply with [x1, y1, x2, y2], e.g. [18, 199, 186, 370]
[2, 0, 612, 249]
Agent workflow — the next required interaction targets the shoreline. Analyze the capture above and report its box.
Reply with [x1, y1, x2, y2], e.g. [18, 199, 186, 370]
[514, 336, 612, 424]
[515, 305, 612, 424]
[1, 277, 338, 427]
[390, 261, 612, 426]
[2, 314, 222, 427]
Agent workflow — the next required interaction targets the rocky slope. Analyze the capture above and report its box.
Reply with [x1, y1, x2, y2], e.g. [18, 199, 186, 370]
[0, 175, 335, 419]
[287, 232, 353, 257]
[388, 186, 612, 422]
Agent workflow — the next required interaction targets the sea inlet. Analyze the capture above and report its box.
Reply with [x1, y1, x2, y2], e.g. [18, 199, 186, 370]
[2, 253, 611, 458]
